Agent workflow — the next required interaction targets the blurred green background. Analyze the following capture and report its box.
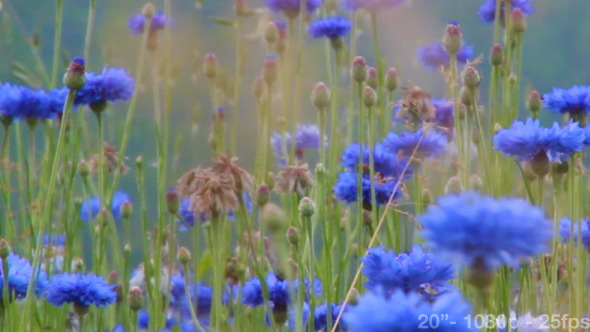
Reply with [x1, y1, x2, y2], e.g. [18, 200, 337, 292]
[1, 0, 588, 262]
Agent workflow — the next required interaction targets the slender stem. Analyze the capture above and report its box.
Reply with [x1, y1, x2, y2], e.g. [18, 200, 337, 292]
[230, 16, 243, 154]
[51, 0, 64, 88]
[83, 0, 97, 66]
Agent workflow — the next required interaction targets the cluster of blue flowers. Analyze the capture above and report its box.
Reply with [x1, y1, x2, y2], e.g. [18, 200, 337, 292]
[0, 84, 66, 123]
[559, 218, 590, 251]
[127, 11, 170, 35]
[494, 118, 585, 162]
[271, 124, 326, 165]
[80, 190, 133, 222]
[478, 0, 535, 23]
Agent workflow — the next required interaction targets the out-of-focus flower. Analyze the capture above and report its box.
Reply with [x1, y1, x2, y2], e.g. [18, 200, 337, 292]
[73, 68, 135, 110]
[559, 217, 590, 250]
[478, 0, 534, 23]
[80, 190, 132, 222]
[543, 85, 590, 117]
[342, 0, 404, 12]
[0, 84, 63, 122]
[265, 0, 322, 18]
[127, 11, 170, 35]
[382, 129, 448, 160]
[0, 254, 48, 300]
[309, 16, 352, 39]
[417, 43, 474, 72]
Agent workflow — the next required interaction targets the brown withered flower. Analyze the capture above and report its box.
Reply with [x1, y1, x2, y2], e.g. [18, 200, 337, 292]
[189, 173, 239, 216]
[211, 154, 255, 193]
[396, 85, 435, 124]
[90, 143, 129, 175]
[274, 164, 315, 197]
[177, 167, 214, 197]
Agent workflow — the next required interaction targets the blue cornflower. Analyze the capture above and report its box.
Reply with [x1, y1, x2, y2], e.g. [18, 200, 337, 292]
[137, 310, 177, 330]
[314, 303, 345, 331]
[80, 190, 132, 222]
[559, 218, 590, 250]
[493, 118, 585, 162]
[309, 17, 352, 39]
[584, 125, 590, 145]
[432, 98, 454, 138]
[265, 0, 322, 17]
[343, 290, 473, 331]
[74, 68, 135, 109]
[169, 273, 214, 318]
[342, 0, 404, 12]
[285, 302, 310, 330]
[272, 124, 326, 165]
[335, 142, 412, 206]
[127, 11, 170, 35]
[543, 85, 590, 117]
[417, 43, 474, 72]
[361, 245, 455, 297]
[478, 0, 535, 23]
[177, 193, 252, 231]
[420, 191, 553, 270]
[242, 273, 290, 308]
[382, 129, 448, 160]
[0, 254, 48, 300]
[46, 273, 117, 311]
[43, 234, 66, 247]
[0, 84, 62, 121]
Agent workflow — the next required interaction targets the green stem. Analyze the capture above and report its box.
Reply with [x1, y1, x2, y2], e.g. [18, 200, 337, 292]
[230, 16, 243, 154]
[83, 0, 97, 66]
[50, 0, 64, 88]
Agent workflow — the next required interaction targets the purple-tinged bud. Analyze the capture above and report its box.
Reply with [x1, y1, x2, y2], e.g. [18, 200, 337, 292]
[108, 271, 119, 284]
[444, 176, 463, 195]
[142, 3, 156, 18]
[286, 226, 299, 247]
[311, 82, 331, 110]
[461, 66, 480, 91]
[177, 246, 192, 265]
[385, 67, 399, 92]
[442, 21, 462, 55]
[552, 161, 569, 177]
[511, 8, 526, 34]
[366, 67, 378, 89]
[166, 188, 180, 214]
[63, 57, 86, 91]
[265, 22, 280, 45]
[490, 43, 503, 67]
[0, 238, 10, 259]
[256, 184, 270, 207]
[203, 53, 218, 79]
[253, 75, 264, 100]
[352, 56, 367, 83]
[263, 56, 278, 86]
[298, 197, 316, 218]
[362, 86, 377, 108]
[527, 90, 542, 113]
[128, 286, 144, 311]
[120, 200, 133, 219]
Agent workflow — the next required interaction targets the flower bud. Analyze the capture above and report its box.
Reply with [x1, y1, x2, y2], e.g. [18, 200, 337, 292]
[263, 56, 278, 86]
[203, 53, 218, 79]
[527, 90, 542, 113]
[235, 0, 247, 17]
[177, 247, 192, 265]
[493, 123, 502, 134]
[352, 56, 367, 83]
[298, 197, 316, 218]
[261, 203, 287, 234]
[444, 176, 463, 195]
[253, 75, 264, 100]
[461, 66, 480, 91]
[311, 82, 331, 110]
[490, 43, 503, 67]
[366, 67, 378, 89]
[0, 239, 10, 259]
[531, 151, 550, 179]
[362, 86, 377, 108]
[142, 3, 156, 19]
[286, 226, 299, 247]
[348, 288, 360, 305]
[265, 22, 280, 45]
[465, 258, 494, 290]
[442, 21, 462, 55]
[256, 184, 270, 207]
[78, 160, 90, 178]
[120, 200, 133, 219]
[459, 86, 473, 107]
[421, 188, 433, 206]
[128, 286, 144, 311]
[511, 8, 526, 34]
[385, 67, 399, 92]
[166, 189, 180, 214]
[135, 155, 144, 169]
[63, 57, 86, 91]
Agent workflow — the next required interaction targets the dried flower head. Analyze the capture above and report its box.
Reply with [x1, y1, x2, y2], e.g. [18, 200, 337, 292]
[176, 167, 214, 197]
[211, 154, 255, 193]
[396, 86, 435, 123]
[189, 174, 239, 216]
[274, 164, 315, 196]
[90, 143, 129, 175]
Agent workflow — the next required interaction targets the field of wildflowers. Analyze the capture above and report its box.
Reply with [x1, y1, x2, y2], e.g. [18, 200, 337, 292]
[1, 0, 590, 331]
